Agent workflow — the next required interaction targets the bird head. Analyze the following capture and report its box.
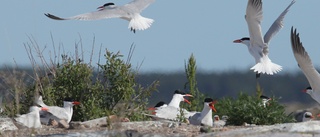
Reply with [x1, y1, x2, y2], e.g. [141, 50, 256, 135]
[214, 115, 220, 121]
[303, 112, 314, 121]
[233, 37, 250, 46]
[97, 3, 115, 11]
[302, 86, 312, 94]
[204, 98, 217, 112]
[63, 97, 80, 106]
[173, 90, 193, 104]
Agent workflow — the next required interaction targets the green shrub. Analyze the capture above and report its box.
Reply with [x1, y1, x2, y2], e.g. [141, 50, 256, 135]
[215, 92, 294, 125]
[3, 36, 158, 122]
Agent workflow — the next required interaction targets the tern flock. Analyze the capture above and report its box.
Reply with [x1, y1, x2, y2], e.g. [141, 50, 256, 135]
[13, 0, 320, 128]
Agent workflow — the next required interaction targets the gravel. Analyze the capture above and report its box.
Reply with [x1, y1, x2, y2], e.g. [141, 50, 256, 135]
[1, 117, 320, 137]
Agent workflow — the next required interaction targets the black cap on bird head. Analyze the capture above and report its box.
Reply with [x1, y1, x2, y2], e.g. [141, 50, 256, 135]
[260, 95, 271, 100]
[204, 98, 214, 103]
[241, 37, 250, 41]
[174, 90, 186, 95]
[103, 3, 115, 7]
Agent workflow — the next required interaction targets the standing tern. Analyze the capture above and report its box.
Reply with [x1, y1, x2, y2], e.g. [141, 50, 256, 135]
[152, 90, 193, 120]
[260, 95, 271, 108]
[14, 106, 48, 128]
[290, 27, 320, 104]
[45, 0, 155, 33]
[36, 96, 80, 125]
[233, 0, 295, 78]
[188, 98, 217, 127]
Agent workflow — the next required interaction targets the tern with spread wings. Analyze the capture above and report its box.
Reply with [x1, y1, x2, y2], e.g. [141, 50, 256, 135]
[233, 0, 295, 78]
[45, 0, 155, 33]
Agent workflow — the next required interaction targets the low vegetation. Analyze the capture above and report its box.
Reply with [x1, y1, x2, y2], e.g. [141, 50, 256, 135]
[1, 36, 159, 122]
[0, 36, 296, 126]
[215, 91, 295, 125]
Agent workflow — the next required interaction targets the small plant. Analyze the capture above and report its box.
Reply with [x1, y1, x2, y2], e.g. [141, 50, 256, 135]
[215, 92, 294, 125]
[183, 54, 205, 112]
[176, 108, 188, 123]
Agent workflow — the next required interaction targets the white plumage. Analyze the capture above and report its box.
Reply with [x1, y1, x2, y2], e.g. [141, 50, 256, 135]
[233, 0, 295, 77]
[45, 0, 155, 33]
[14, 106, 47, 128]
[290, 27, 320, 105]
[188, 98, 217, 127]
[36, 96, 80, 124]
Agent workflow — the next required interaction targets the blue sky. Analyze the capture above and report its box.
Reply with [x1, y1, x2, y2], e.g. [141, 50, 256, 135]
[1, 0, 320, 73]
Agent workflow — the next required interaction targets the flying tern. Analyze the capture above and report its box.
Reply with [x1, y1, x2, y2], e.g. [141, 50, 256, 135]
[188, 98, 217, 127]
[36, 96, 80, 125]
[14, 106, 48, 128]
[290, 27, 320, 104]
[45, 0, 155, 33]
[233, 0, 295, 78]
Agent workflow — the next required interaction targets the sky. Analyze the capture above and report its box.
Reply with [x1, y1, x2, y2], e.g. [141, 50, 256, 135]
[1, 0, 320, 73]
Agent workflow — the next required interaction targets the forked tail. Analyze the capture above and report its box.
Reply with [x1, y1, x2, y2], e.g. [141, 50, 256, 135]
[128, 15, 154, 32]
[250, 57, 282, 75]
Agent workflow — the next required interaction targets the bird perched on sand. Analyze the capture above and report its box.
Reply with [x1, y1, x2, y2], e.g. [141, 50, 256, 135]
[233, 0, 295, 78]
[147, 90, 193, 120]
[14, 106, 48, 128]
[36, 96, 80, 125]
[213, 115, 228, 127]
[188, 98, 217, 127]
[290, 27, 320, 104]
[45, 0, 155, 33]
[294, 111, 314, 122]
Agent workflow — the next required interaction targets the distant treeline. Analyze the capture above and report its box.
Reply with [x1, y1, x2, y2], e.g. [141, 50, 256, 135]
[136, 70, 314, 106]
[0, 67, 315, 106]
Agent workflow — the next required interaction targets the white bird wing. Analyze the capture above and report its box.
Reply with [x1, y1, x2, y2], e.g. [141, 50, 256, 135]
[188, 112, 201, 125]
[15, 110, 41, 128]
[125, 0, 155, 12]
[154, 106, 180, 120]
[46, 106, 69, 121]
[290, 28, 320, 92]
[36, 96, 48, 107]
[264, 0, 295, 44]
[246, 0, 266, 52]
[45, 6, 127, 21]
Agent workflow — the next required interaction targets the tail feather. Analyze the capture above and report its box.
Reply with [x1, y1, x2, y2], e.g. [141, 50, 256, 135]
[128, 15, 154, 31]
[250, 57, 282, 75]
[36, 96, 48, 107]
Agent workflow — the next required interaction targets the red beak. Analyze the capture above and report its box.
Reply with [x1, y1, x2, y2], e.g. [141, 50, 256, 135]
[148, 107, 156, 111]
[72, 101, 81, 105]
[41, 107, 48, 111]
[233, 39, 242, 43]
[184, 99, 191, 105]
[185, 94, 193, 97]
[209, 102, 217, 112]
[302, 89, 307, 93]
[183, 94, 193, 104]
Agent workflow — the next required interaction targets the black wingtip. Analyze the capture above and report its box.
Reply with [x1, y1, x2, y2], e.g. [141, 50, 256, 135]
[44, 13, 65, 20]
